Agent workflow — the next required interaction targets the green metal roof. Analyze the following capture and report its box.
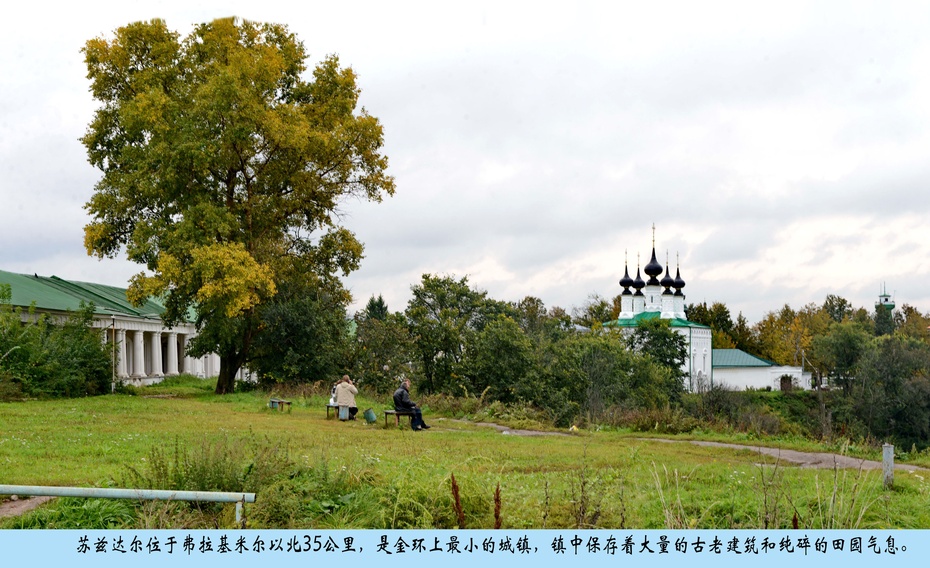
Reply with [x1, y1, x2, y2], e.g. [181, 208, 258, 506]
[712, 349, 776, 368]
[0, 269, 168, 320]
[602, 311, 710, 329]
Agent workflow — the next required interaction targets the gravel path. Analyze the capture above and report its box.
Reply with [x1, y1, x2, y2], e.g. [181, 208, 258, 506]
[685, 440, 927, 471]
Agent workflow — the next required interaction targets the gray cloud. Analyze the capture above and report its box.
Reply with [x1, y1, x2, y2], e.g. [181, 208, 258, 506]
[5, 2, 930, 326]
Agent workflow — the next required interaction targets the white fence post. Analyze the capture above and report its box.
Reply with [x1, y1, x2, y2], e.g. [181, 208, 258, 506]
[882, 443, 894, 489]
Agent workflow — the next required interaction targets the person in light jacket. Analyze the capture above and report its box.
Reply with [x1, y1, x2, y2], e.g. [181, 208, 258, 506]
[334, 375, 358, 420]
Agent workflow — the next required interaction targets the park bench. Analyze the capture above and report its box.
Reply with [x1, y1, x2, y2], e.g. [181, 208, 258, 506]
[384, 409, 417, 427]
[268, 398, 291, 411]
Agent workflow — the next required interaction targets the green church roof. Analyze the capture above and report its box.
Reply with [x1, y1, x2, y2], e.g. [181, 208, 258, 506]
[602, 311, 709, 329]
[712, 349, 776, 368]
[0, 269, 168, 320]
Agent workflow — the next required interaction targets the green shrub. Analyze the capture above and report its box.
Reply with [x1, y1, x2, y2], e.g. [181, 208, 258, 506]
[1, 497, 136, 529]
[248, 454, 381, 528]
[122, 434, 293, 496]
[609, 406, 700, 434]
[0, 303, 111, 398]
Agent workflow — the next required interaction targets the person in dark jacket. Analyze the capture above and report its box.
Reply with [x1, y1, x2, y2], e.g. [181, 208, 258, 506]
[392, 378, 430, 431]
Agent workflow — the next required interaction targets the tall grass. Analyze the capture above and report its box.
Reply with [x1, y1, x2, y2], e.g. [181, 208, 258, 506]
[3, 385, 930, 528]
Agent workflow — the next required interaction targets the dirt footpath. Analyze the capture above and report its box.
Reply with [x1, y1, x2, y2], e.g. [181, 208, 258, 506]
[0, 496, 54, 519]
[685, 440, 927, 472]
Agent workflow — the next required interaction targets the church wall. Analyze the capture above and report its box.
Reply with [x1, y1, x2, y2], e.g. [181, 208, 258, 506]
[713, 366, 812, 391]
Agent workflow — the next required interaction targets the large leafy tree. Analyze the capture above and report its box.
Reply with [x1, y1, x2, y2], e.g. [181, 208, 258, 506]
[850, 335, 930, 447]
[353, 310, 415, 395]
[810, 321, 870, 395]
[248, 276, 352, 387]
[81, 18, 394, 393]
[463, 315, 534, 403]
[405, 274, 489, 394]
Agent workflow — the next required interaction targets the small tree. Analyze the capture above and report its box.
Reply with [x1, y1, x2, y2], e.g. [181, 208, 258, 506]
[363, 295, 389, 321]
[811, 321, 870, 396]
[625, 318, 688, 403]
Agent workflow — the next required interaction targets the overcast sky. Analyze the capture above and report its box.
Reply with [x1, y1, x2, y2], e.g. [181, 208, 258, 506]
[2, 1, 929, 324]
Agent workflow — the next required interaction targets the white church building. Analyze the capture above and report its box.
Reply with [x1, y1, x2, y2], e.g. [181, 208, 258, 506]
[601, 241, 713, 392]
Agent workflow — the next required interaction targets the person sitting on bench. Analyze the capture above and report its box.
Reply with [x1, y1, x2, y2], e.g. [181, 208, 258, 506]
[334, 375, 358, 420]
[392, 378, 430, 431]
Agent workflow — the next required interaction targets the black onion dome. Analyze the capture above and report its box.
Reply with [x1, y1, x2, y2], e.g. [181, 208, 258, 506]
[619, 265, 634, 289]
[632, 267, 645, 296]
[620, 269, 633, 295]
[673, 267, 686, 296]
[644, 248, 663, 276]
[644, 247, 662, 285]
[661, 265, 674, 294]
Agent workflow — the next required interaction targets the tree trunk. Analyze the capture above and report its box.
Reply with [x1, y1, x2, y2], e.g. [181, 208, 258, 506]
[215, 354, 241, 394]
[215, 317, 253, 395]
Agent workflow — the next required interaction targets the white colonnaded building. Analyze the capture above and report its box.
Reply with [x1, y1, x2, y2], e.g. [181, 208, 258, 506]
[0, 269, 228, 385]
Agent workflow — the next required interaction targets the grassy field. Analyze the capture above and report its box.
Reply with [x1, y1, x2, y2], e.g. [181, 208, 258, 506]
[2, 376, 930, 529]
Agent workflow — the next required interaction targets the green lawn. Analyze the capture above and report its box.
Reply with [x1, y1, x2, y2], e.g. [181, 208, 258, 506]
[2, 380, 929, 529]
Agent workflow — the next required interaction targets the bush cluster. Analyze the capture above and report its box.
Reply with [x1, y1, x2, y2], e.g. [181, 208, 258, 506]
[0, 298, 111, 400]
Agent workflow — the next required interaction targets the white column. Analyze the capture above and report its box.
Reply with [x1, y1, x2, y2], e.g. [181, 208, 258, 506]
[116, 329, 128, 378]
[182, 335, 192, 376]
[150, 331, 164, 377]
[165, 332, 179, 376]
[131, 331, 145, 378]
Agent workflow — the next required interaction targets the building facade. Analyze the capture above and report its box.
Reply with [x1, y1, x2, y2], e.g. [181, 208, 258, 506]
[1, 269, 222, 385]
[712, 349, 811, 390]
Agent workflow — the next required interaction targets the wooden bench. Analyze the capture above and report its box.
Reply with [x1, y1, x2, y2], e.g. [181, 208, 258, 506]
[325, 404, 339, 419]
[268, 398, 291, 411]
[384, 409, 416, 427]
